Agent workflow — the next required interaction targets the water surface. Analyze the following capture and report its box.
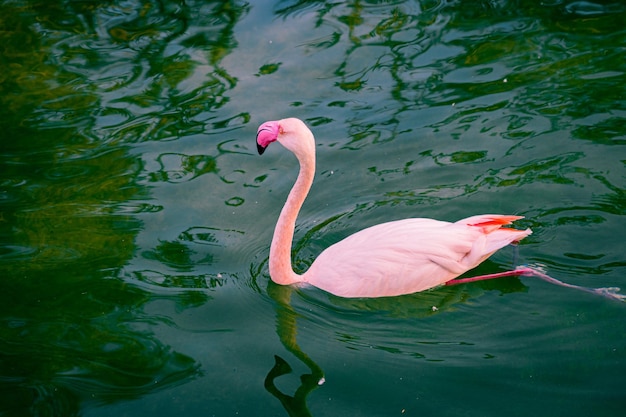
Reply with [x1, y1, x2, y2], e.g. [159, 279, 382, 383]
[1, 1, 625, 416]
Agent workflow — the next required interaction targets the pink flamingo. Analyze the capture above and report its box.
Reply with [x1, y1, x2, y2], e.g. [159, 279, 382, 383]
[256, 118, 624, 300]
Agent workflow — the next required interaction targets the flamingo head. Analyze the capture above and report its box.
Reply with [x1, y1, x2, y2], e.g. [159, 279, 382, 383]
[256, 121, 280, 155]
[256, 118, 315, 158]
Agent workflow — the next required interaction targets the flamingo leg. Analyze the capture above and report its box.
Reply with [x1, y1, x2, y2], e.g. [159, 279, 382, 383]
[445, 267, 534, 286]
[446, 266, 626, 302]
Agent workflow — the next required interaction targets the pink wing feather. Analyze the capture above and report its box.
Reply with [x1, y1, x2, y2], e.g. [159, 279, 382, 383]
[304, 215, 531, 298]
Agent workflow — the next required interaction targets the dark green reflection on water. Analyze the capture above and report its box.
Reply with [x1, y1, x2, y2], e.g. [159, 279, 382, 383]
[0, 274, 200, 415]
[0, 0, 248, 144]
[274, 0, 625, 150]
[0, 0, 247, 415]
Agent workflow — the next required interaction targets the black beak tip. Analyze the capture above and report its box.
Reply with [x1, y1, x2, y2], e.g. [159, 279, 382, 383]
[257, 142, 267, 155]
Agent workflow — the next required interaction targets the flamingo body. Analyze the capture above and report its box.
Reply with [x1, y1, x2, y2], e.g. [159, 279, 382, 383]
[257, 118, 531, 298]
[307, 215, 530, 297]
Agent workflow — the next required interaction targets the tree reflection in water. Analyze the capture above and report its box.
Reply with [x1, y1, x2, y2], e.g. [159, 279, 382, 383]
[0, 1, 249, 414]
[0, 272, 202, 416]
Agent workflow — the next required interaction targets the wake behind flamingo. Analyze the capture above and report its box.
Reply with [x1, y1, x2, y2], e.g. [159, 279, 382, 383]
[256, 118, 624, 301]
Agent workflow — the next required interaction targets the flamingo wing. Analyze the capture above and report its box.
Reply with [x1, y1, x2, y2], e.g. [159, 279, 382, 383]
[304, 215, 531, 298]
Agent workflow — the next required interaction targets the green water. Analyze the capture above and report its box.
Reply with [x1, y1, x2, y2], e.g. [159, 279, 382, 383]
[1, 0, 625, 416]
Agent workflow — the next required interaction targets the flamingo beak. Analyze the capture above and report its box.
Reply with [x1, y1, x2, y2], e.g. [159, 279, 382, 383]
[256, 121, 280, 155]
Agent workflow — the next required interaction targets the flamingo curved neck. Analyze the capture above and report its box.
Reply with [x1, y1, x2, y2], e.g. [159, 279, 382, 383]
[269, 152, 315, 285]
